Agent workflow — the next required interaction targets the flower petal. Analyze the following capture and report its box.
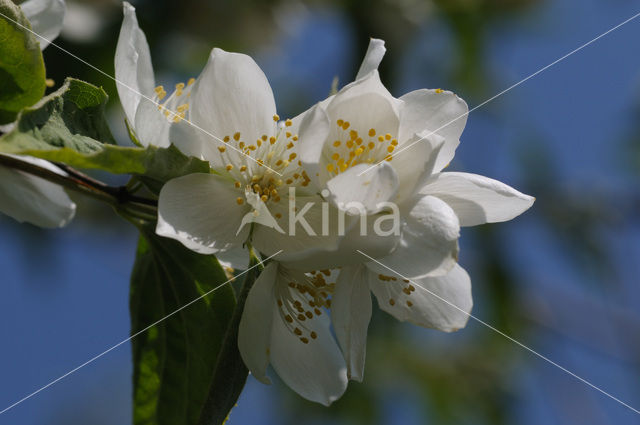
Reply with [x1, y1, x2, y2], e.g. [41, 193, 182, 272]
[367, 195, 459, 279]
[156, 173, 248, 254]
[326, 163, 399, 214]
[331, 264, 371, 382]
[20, 0, 65, 50]
[216, 247, 248, 271]
[297, 104, 331, 190]
[115, 2, 155, 130]
[269, 269, 348, 405]
[327, 71, 401, 139]
[189, 48, 276, 165]
[252, 195, 342, 262]
[282, 213, 399, 271]
[169, 120, 224, 168]
[368, 264, 472, 332]
[391, 130, 445, 204]
[355, 38, 386, 80]
[237, 190, 285, 236]
[0, 155, 75, 228]
[420, 172, 535, 226]
[398, 89, 468, 172]
[133, 98, 170, 148]
[238, 262, 278, 384]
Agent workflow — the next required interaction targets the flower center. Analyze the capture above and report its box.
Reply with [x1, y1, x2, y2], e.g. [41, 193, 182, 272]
[219, 115, 311, 207]
[324, 118, 398, 175]
[153, 78, 195, 123]
[276, 269, 335, 344]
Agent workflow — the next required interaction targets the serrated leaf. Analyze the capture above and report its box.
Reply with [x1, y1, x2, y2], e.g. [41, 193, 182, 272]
[131, 224, 238, 425]
[0, 0, 46, 124]
[0, 77, 210, 190]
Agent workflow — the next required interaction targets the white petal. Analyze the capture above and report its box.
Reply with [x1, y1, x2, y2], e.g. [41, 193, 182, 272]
[0, 155, 75, 228]
[269, 270, 347, 405]
[355, 38, 386, 80]
[391, 130, 445, 204]
[327, 71, 401, 138]
[237, 190, 284, 235]
[367, 195, 459, 279]
[238, 263, 278, 384]
[297, 104, 331, 190]
[368, 264, 472, 332]
[20, 0, 65, 50]
[331, 265, 371, 381]
[326, 163, 399, 214]
[252, 195, 342, 262]
[420, 172, 535, 226]
[156, 173, 248, 254]
[133, 98, 170, 148]
[189, 48, 276, 165]
[169, 119, 224, 168]
[114, 2, 155, 129]
[216, 247, 248, 271]
[282, 213, 399, 271]
[398, 89, 468, 172]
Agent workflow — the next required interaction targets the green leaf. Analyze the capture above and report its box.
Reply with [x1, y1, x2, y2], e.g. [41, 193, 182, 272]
[0, 0, 46, 124]
[130, 224, 238, 425]
[197, 252, 261, 425]
[0, 77, 210, 191]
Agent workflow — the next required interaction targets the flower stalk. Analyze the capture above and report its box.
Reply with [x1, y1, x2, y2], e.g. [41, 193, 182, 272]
[0, 153, 158, 219]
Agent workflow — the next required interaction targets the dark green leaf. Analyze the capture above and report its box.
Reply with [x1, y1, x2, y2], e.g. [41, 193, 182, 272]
[197, 254, 261, 425]
[0, 77, 210, 190]
[130, 224, 237, 425]
[0, 0, 46, 125]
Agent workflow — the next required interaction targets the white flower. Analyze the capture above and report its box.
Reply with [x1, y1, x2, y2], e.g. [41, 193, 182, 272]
[152, 50, 390, 262]
[293, 39, 534, 381]
[20, 0, 65, 50]
[0, 0, 75, 228]
[115, 2, 196, 149]
[297, 38, 534, 279]
[238, 262, 348, 405]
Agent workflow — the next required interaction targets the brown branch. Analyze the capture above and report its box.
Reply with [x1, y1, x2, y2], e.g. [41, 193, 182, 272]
[0, 154, 158, 212]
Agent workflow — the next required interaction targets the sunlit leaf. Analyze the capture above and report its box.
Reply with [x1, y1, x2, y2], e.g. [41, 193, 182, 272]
[0, 0, 46, 124]
[0, 77, 210, 190]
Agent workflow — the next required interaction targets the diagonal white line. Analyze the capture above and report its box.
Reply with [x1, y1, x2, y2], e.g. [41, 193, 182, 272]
[0, 10, 284, 176]
[357, 250, 640, 415]
[358, 10, 640, 176]
[0, 250, 282, 416]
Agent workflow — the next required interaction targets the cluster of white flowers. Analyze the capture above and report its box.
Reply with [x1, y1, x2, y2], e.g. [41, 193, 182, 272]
[2, 0, 534, 407]
[114, 3, 534, 405]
